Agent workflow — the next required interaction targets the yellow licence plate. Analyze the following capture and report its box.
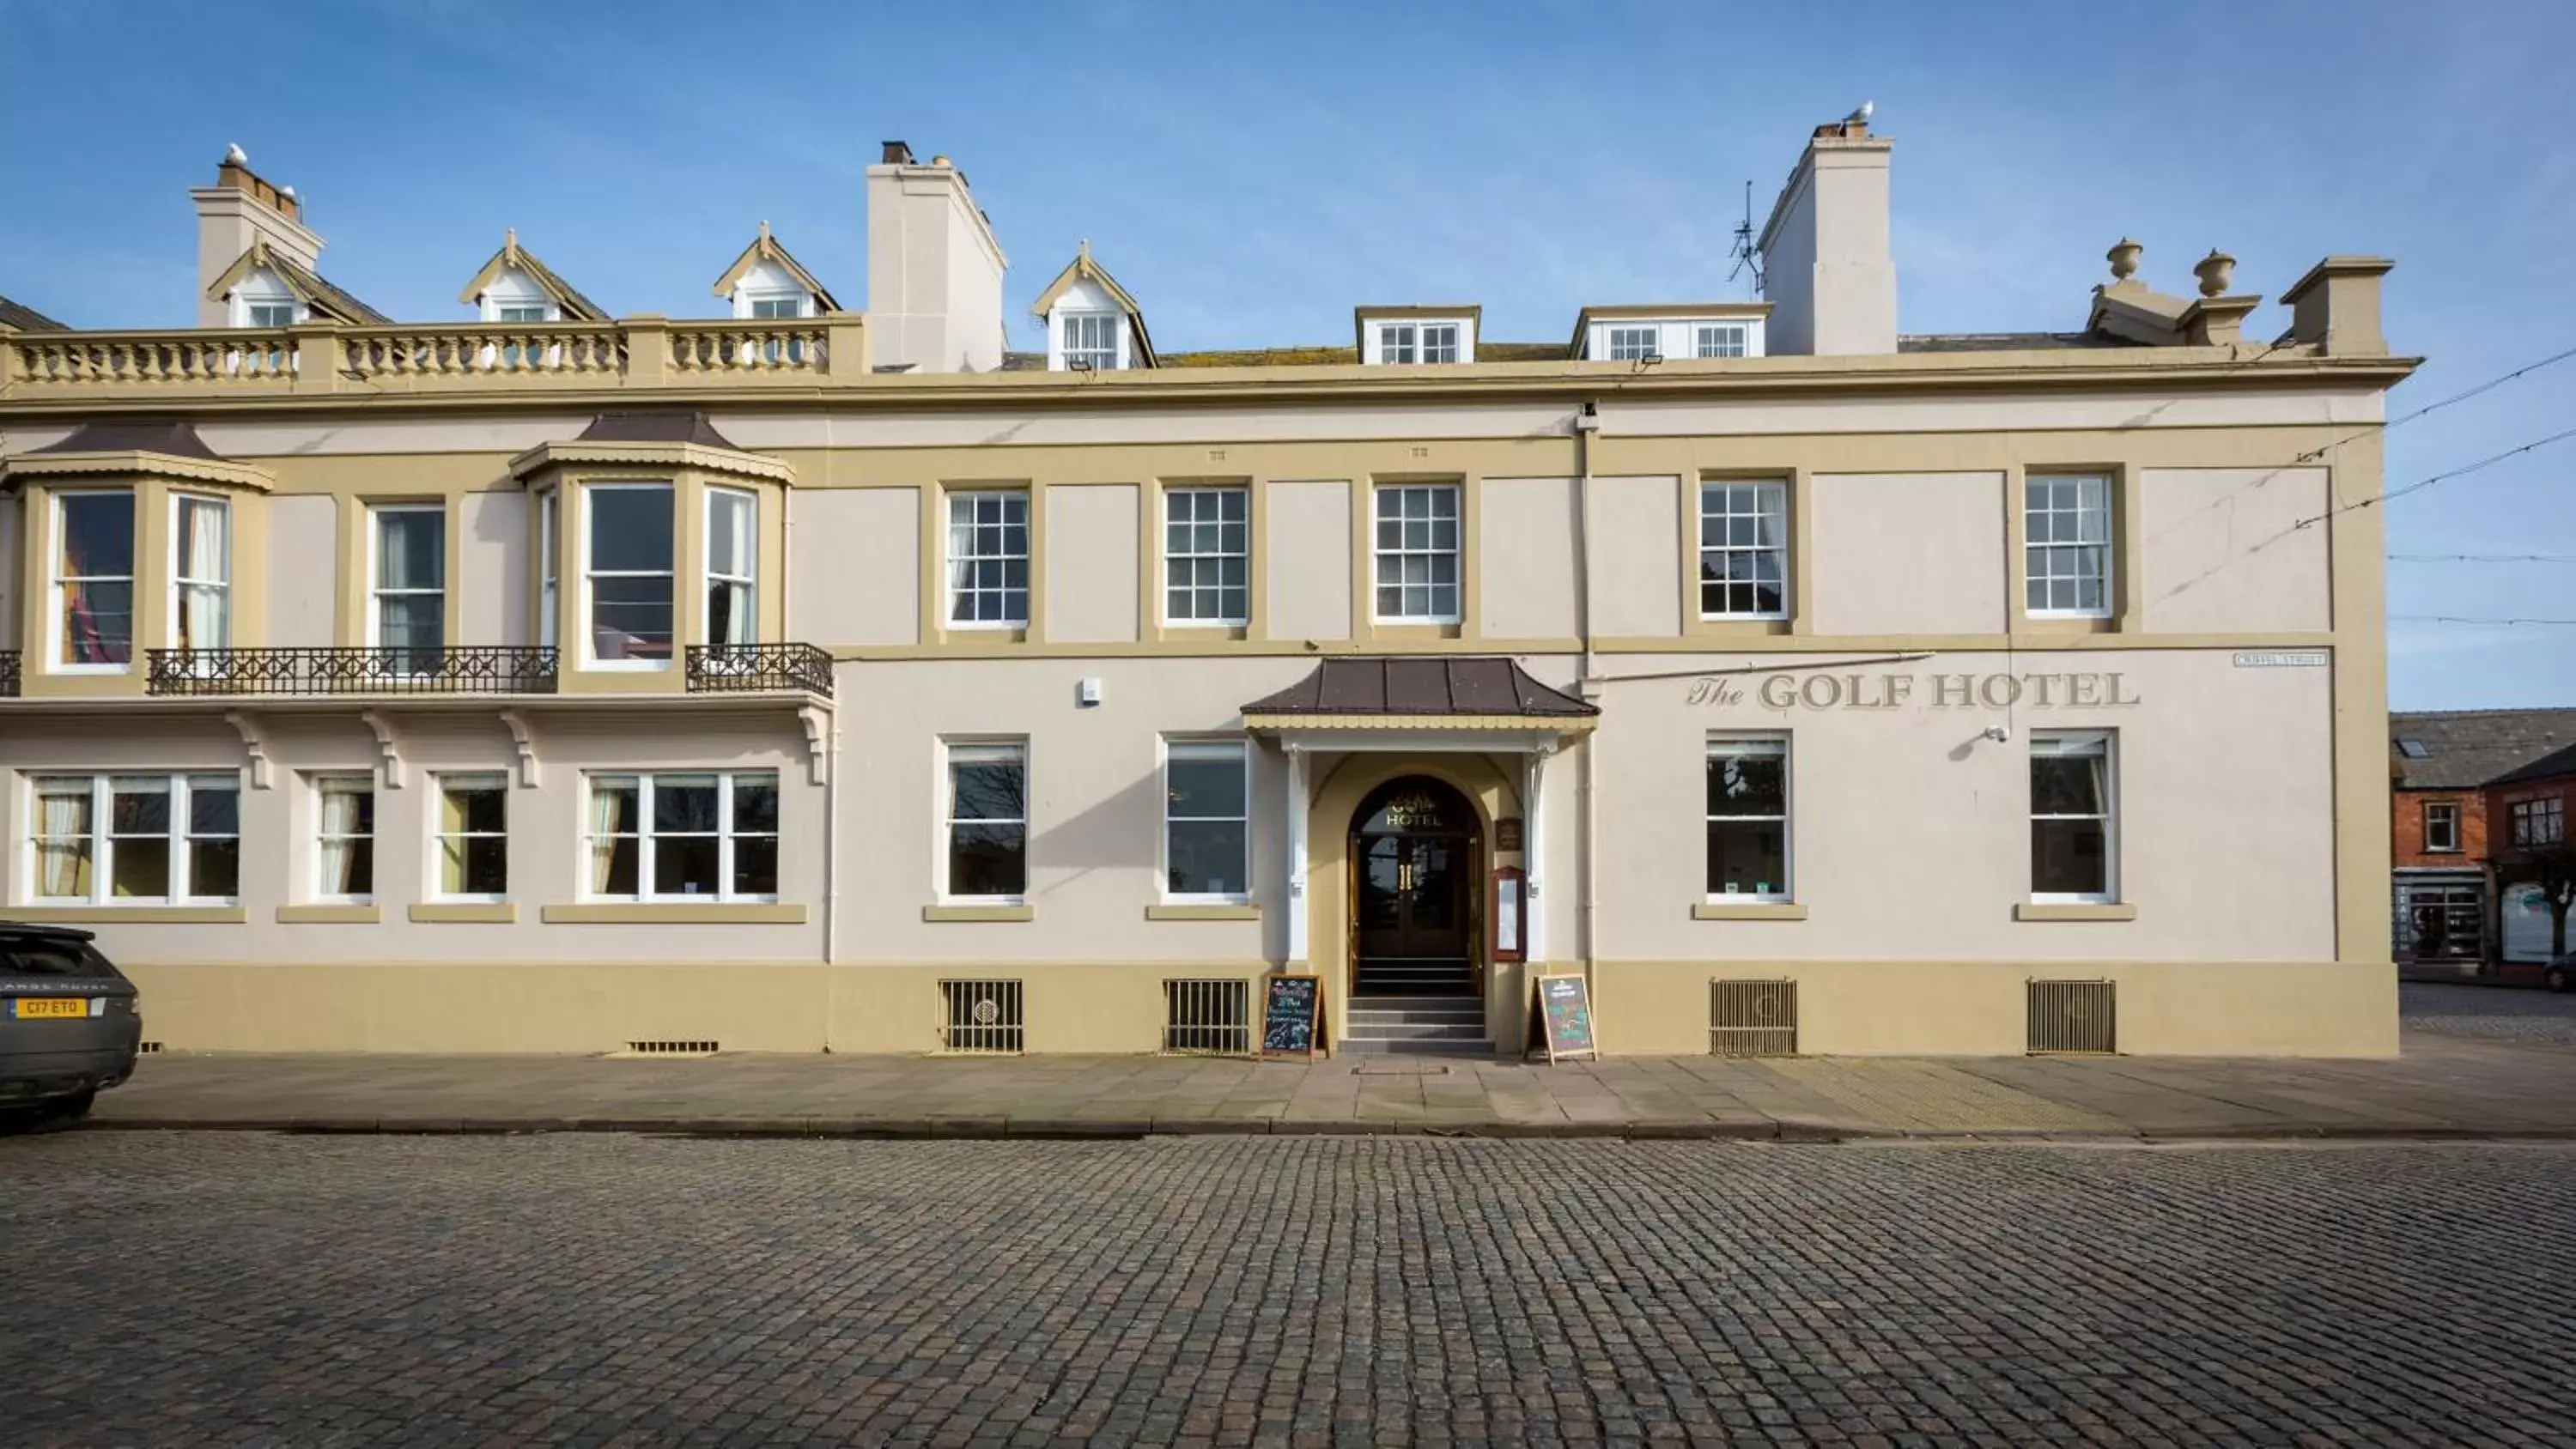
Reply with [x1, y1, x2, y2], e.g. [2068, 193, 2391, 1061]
[12, 997, 88, 1020]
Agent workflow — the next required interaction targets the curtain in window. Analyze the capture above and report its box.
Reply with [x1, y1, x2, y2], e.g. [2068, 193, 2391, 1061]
[178, 499, 230, 650]
[587, 780, 639, 894]
[318, 785, 372, 897]
[35, 790, 92, 899]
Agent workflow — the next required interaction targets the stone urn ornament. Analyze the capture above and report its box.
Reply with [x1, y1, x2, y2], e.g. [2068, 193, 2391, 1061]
[2194, 249, 2237, 298]
[2106, 238, 2143, 283]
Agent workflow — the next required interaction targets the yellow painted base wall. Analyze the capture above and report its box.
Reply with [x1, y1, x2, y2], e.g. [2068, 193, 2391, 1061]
[124, 959, 2396, 1058]
[1594, 960, 2398, 1058]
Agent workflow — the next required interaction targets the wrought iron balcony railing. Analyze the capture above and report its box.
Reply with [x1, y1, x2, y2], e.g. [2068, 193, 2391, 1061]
[0, 651, 19, 698]
[145, 646, 560, 697]
[685, 643, 835, 696]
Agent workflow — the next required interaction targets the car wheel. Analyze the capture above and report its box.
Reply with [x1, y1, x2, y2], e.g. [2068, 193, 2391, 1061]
[2549, 965, 2573, 995]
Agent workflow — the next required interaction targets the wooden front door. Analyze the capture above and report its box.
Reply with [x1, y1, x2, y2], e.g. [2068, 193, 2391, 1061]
[1352, 778, 1479, 996]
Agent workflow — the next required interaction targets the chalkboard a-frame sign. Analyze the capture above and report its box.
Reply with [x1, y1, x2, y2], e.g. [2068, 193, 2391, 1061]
[1261, 973, 1325, 1060]
[1526, 973, 1598, 1064]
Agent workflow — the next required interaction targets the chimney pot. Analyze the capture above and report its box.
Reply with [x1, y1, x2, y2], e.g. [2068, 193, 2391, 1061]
[880, 139, 915, 165]
[932, 155, 952, 167]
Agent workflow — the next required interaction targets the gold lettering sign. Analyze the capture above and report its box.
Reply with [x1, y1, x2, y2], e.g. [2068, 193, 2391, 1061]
[1688, 672, 2142, 709]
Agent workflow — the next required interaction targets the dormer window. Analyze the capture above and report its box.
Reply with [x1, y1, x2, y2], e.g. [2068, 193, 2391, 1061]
[494, 302, 551, 324]
[244, 299, 299, 330]
[1358, 312, 1477, 365]
[1696, 323, 1749, 358]
[747, 294, 808, 320]
[1606, 326, 1661, 361]
[1379, 322, 1461, 364]
[1060, 312, 1121, 371]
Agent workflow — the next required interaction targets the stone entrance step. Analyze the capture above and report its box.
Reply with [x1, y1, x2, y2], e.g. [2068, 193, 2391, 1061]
[1344, 995, 1492, 1058]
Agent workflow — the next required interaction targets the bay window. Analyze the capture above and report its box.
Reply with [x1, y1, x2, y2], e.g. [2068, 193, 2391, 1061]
[53, 490, 135, 669]
[585, 483, 674, 664]
[538, 489, 560, 647]
[171, 494, 231, 652]
[2031, 732, 2117, 901]
[30, 773, 238, 904]
[1164, 741, 1249, 900]
[1706, 737, 1790, 900]
[706, 488, 757, 646]
[584, 771, 778, 901]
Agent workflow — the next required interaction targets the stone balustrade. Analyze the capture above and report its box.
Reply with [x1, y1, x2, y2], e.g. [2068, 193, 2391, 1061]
[0, 314, 865, 396]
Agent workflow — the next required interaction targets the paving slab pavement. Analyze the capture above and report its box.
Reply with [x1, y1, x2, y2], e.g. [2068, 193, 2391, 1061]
[61, 1024, 2576, 1142]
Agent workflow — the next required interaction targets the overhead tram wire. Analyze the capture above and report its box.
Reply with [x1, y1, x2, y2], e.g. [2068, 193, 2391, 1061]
[2391, 615, 2576, 627]
[2291, 422, 2576, 531]
[2389, 553, 2576, 564]
[2290, 340, 2576, 465]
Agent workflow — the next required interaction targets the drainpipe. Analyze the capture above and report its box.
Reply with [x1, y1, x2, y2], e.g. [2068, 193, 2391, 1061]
[1571, 401, 1602, 981]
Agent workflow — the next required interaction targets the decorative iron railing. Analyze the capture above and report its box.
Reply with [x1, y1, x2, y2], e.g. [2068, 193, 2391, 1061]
[0, 651, 19, 698]
[144, 646, 559, 697]
[684, 643, 835, 696]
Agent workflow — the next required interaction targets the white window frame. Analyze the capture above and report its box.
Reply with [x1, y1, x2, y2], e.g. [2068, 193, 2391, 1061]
[26, 772, 239, 906]
[940, 740, 1029, 905]
[2026, 474, 2115, 620]
[1162, 738, 1251, 904]
[1698, 481, 1790, 621]
[51, 488, 136, 674]
[1058, 312, 1121, 372]
[1606, 325, 1662, 361]
[1695, 323, 1749, 359]
[430, 772, 510, 904]
[168, 492, 232, 652]
[1372, 319, 1467, 365]
[1376, 322, 1419, 365]
[311, 773, 376, 906]
[745, 293, 807, 320]
[1162, 486, 1250, 627]
[242, 298, 300, 330]
[2512, 797, 2566, 848]
[1371, 483, 1462, 625]
[580, 481, 677, 670]
[1705, 736, 1792, 902]
[945, 489, 1030, 630]
[2030, 731, 2119, 905]
[365, 502, 445, 658]
[537, 488, 560, 647]
[493, 301, 552, 324]
[704, 487, 758, 647]
[579, 771, 781, 904]
[2422, 801, 2462, 854]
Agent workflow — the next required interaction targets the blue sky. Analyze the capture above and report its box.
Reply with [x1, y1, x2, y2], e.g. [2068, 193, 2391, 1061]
[2, 0, 2567, 710]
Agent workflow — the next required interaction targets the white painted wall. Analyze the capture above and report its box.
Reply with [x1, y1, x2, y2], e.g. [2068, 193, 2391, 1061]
[2139, 467, 2331, 634]
[266, 495, 337, 648]
[1045, 483, 1140, 642]
[1589, 476, 1682, 638]
[1265, 480, 1352, 642]
[459, 490, 528, 647]
[1479, 477, 1580, 639]
[0, 494, 17, 643]
[787, 488, 917, 645]
[1809, 472, 2007, 635]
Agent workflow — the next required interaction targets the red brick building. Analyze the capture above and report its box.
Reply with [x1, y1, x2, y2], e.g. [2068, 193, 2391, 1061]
[2391, 710, 2576, 968]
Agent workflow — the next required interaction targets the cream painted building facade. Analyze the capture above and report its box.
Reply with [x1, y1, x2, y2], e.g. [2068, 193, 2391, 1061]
[0, 125, 2413, 1058]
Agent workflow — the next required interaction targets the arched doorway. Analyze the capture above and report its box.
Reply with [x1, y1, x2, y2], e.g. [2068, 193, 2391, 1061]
[1350, 775, 1481, 997]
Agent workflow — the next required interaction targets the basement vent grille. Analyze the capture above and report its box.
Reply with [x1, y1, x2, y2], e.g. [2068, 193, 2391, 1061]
[626, 1040, 720, 1057]
[136, 1041, 164, 1055]
[1710, 979, 1798, 1057]
[1163, 978, 1251, 1055]
[939, 979, 1024, 1054]
[2027, 979, 2117, 1055]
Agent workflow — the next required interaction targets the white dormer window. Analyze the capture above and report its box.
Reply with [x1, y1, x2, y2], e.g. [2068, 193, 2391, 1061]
[243, 299, 298, 329]
[1696, 324, 1748, 359]
[495, 303, 550, 324]
[1060, 312, 1121, 371]
[748, 294, 808, 319]
[1377, 322, 1461, 365]
[1607, 325, 1661, 361]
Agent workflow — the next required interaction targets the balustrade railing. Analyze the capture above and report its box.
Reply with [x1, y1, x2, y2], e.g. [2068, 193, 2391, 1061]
[668, 322, 830, 376]
[145, 646, 559, 697]
[341, 325, 628, 380]
[684, 643, 835, 696]
[7, 330, 297, 385]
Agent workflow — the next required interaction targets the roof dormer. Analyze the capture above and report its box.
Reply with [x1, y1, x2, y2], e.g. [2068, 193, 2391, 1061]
[713, 221, 839, 319]
[1356, 306, 1478, 365]
[204, 238, 390, 328]
[459, 230, 608, 324]
[1030, 241, 1153, 371]
[1570, 304, 1771, 361]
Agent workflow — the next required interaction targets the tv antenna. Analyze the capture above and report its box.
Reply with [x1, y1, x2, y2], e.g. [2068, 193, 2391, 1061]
[1726, 179, 1762, 294]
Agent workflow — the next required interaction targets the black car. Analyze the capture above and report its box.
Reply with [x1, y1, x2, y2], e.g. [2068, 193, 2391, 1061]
[0, 924, 143, 1131]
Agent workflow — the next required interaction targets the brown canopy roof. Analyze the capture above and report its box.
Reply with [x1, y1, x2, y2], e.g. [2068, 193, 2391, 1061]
[32, 419, 222, 459]
[576, 411, 742, 449]
[1243, 657, 1595, 721]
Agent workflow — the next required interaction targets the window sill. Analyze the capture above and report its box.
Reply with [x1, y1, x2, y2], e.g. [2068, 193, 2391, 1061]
[541, 902, 807, 925]
[2014, 901, 2138, 923]
[923, 903, 1035, 923]
[1692, 901, 1808, 921]
[1145, 902, 1261, 922]
[276, 904, 380, 925]
[8, 905, 246, 925]
[410, 902, 517, 925]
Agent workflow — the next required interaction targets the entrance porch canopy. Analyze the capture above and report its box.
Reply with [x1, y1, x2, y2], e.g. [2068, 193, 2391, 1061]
[1242, 658, 1595, 965]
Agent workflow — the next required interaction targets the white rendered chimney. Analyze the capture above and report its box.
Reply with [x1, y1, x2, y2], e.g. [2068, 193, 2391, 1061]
[190, 146, 325, 328]
[1756, 114, 1897, 355]
[865, 141, 1008, 373]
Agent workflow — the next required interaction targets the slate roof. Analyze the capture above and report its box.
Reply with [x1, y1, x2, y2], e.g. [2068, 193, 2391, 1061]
[0, 294, 67, 331]
[1244, 658, 1596, 718]
[459, 235, 608, 322]
[2494, 739, 2576, 788]
[1899, 332, 2142, 353]
[576, 412, 742, 449]
[258, 249, 392, 325]
[2390, 709, 2576, 790]
[30, 419, 221, 459]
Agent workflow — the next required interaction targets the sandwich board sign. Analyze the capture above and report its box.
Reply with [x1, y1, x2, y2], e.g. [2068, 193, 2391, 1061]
[1261, 973, 1324, 1060]
[1527, 973, 1597, 1064]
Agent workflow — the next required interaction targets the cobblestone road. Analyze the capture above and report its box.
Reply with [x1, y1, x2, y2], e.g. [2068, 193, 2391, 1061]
[7, 1135, 2574, 1448]
[2401, 980, 2576, 1048]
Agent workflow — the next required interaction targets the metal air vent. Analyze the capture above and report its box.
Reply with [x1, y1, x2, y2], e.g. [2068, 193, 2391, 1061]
[1163, 979, 1251, 1056]
[625, 1040, 720, 1057]
[1710, 979, 1798, 1057]
[939, 979, 1024, 1054]
[2027, 979, 2117, 1054]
